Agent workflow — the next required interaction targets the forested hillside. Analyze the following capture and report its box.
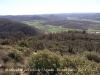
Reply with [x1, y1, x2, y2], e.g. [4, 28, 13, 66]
[0, 18, 44, 39]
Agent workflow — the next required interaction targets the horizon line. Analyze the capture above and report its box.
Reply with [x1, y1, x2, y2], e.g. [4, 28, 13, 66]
[0, 12, 100, 16]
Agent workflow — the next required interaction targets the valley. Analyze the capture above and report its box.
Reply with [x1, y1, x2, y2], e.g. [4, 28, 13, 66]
[23, 20, 82, 33]
[23, 19, 100, 34]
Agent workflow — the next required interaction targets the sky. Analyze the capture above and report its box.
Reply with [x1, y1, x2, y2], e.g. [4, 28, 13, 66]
[0, 0, 100, 15]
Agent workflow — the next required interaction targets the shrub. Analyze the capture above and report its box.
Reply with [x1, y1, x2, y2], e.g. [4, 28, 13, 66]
[85, 52, 100, 63]
[8, 50, 23, 62]
[18, 40, 27, 47]
[27, 37, 37, 42]
[28, 49, 61, 75]
[8, 52, 15, 59]
[1, 56, 11, 63]
[1, 39, 9, 45]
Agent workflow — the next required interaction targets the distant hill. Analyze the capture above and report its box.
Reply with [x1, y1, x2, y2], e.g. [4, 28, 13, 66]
[0, 15, 49, 21]
[0, 18, 42, 39]
[0, 13, 100, 21]
[54, 13, 100, 21]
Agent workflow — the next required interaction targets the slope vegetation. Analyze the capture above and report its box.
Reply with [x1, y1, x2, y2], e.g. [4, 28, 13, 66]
[0, 18, 41, 39]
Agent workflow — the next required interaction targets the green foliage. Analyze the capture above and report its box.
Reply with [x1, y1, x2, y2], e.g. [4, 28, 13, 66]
[27, 37, 38, 42]
[60, 54, 100, 75]
[85, 52, 100, 63]
[8, 52, 15, 59]
[28, 49, 61, 75]
[18, 40, 27, 47]
[8, 49, 23, 62]
[52, 42, 59, 46]
[36, 41, 46, 50]
[27, 37, 38, 49]
[1, 39, 9, 45]
[28, 50, 100, 75]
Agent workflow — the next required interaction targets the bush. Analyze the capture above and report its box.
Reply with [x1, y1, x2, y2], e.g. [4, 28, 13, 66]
[8, 52, 15, 59]
[1, 39, 9, 45]
[8, 50, 23, 62]
[18, 40, 27, 47]
[85, 52, 100, 63]
[1, 56, 11, 63]
[28, 49, 61, 75]
[27, 37, 37, 42]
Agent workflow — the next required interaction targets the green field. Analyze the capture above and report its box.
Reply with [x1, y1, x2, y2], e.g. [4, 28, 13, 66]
[23, 20, 82, 33]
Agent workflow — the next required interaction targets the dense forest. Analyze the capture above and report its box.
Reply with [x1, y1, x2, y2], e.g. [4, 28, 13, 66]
[0, 14, 100, 75]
